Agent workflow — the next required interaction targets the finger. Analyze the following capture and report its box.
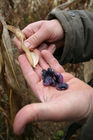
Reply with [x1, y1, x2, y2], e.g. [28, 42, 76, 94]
[13, 97, 78, 135]
[13, 102, 64, 135]
[34, 64, 42, 80]
[14, 27, 49, 50]
[18, 54, 40, 87]
[22, 21, 44, 38]
[38, 43, 48, 51]
[13, 37, 22, 50]
[13, 21, 43, 50]
[61, 72, 74, 83]
[13, 91, 88, 135]
[39, 54, 49, 70]
[30, 49, 48, 79]
[38, 43, 56, 54]
[41, 50, 65, 73]
[35, 47, 49, 70]
[24, 27, 49, 49]
[47, 44, 56, 54]
[13, 103, 46, 135]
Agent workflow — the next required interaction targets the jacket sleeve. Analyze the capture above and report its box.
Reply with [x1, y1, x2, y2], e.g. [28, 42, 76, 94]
[48, 9, 93, 65]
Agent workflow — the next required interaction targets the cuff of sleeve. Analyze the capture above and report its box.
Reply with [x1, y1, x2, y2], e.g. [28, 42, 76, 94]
[48, 8, 84, 65]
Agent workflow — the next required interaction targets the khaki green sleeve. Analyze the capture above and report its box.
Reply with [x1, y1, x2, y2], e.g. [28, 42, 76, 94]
[48, 9, 93, 65]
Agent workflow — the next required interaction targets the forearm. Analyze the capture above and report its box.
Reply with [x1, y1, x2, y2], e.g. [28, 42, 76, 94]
[48, 9, 93, 65]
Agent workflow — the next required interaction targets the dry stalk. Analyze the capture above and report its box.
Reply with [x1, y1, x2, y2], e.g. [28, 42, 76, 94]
[0, 21, 3, 37]
[57, 0, 81, 10]
[88, 0, 93, 10]
[0, 15, 32, 107]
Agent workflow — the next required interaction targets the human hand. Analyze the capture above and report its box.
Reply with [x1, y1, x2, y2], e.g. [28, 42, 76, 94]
[14, 50, 93, 135]
[14, 19, 64, 51]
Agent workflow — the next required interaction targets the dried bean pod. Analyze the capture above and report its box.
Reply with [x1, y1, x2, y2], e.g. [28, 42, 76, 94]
[6, 25, 26, 42]
[6, 25, 39, 68]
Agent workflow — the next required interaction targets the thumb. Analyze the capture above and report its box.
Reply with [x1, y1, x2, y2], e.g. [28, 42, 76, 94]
[24, 28, 49, 49]
[13, 101, 66, 135]
[13, 103, 51, 135]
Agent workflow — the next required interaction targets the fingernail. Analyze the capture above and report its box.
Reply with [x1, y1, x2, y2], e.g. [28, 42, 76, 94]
[24, 42, 34, 50]
[24, 41, 31, 48]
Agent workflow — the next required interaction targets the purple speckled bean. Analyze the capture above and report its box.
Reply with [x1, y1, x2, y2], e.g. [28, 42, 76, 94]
[42, 69, 47, 80]
[56, 83, 68, 90]
[43, 76, 53, 86]
[42, 68, 68, 91]
[50, 78, 56, 86]
[47, 68, 54, 76]
[55, 73, 63, 83]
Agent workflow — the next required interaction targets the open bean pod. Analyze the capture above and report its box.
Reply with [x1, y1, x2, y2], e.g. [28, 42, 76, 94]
[6, 25, 39, 68]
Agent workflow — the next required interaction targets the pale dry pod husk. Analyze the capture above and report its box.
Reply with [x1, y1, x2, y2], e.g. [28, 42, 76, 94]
[30, 51, 39, 68]
[6, 25, 39, 68]
[6, 25, 26, 41]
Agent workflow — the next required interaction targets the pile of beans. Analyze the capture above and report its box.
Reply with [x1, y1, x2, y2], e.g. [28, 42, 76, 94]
[42, 68, 68, 90]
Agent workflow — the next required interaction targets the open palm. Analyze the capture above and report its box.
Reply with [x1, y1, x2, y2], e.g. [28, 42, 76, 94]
[14, 50, 93, 135]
